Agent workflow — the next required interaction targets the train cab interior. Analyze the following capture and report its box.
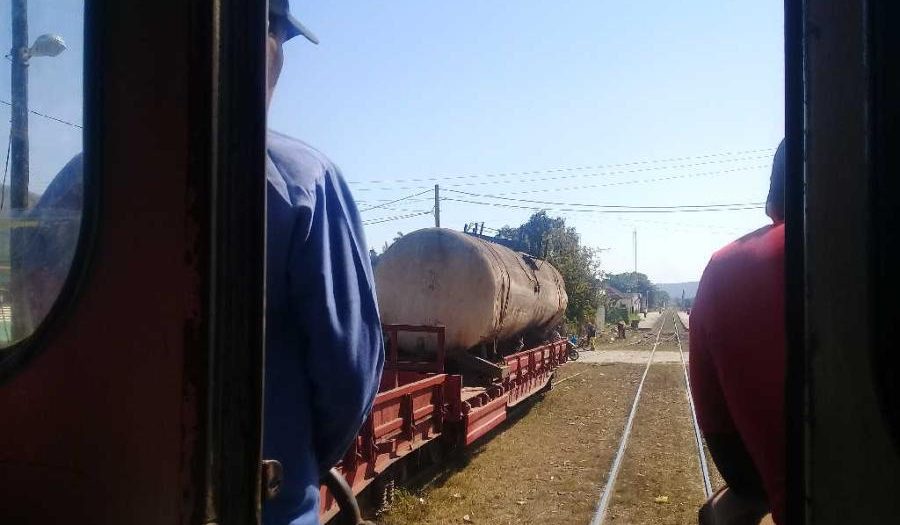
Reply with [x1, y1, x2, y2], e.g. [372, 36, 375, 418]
[0, 1, 898, 524]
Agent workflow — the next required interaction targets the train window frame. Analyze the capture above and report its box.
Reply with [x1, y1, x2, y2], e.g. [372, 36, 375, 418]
[0, 0, 101, 385]
[1, 0, 268, 521]
[783, 0, 804, 522]
[868, 0, 900, 454]
[787, 0, 900, 521]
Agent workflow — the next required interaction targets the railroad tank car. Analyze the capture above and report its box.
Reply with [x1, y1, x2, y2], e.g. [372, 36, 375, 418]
[375, 228, 568, 356]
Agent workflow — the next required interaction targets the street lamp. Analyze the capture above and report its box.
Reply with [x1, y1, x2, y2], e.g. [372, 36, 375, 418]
[28, 33, 67, 59]
[8, 0, 67, 342]
[9, 29, 67, 207]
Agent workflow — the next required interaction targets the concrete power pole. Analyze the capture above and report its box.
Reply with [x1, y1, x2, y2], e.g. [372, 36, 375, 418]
[10, 0, 29, 340]
[10, 0, 29, 212]
[632, 228, 637, 273]
[434, 184, 440, 228]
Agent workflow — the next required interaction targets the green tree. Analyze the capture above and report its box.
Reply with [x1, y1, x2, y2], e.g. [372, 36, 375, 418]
[497, 211, 602, 325]
[606, 271, 669, 310]
[606, 272, 653, 297]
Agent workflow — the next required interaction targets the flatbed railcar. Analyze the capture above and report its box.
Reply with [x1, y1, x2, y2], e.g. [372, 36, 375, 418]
[318, 324, 569, 522]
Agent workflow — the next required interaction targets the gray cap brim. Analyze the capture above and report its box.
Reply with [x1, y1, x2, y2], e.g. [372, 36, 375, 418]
[285, 13, 319, 45]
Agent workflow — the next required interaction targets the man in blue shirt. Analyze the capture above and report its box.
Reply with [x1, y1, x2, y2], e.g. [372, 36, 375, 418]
[22, 2, 384, 524]
[263, 3, 384, 524]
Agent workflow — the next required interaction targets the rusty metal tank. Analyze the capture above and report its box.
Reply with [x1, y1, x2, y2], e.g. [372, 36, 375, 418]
[375, 228, 568, 353]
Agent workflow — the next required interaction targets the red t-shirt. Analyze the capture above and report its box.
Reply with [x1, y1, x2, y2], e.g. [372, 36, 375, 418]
[690, 222, 785, 524]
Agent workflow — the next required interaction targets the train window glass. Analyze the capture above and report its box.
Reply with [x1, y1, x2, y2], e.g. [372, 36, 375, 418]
[0, 0, 84, 350]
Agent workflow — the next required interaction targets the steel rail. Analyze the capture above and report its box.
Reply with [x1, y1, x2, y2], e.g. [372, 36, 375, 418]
[589, 314, 667, 525]
[673, 312, 714, 498]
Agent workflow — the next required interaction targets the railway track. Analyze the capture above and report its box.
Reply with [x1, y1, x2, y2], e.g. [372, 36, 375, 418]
[590, 310, 714, 525]
[674, 311, 714, 498]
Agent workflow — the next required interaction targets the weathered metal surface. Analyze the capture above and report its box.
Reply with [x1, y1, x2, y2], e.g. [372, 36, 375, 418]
[318, 370, 451, 521]
[375, 228, 568, 354]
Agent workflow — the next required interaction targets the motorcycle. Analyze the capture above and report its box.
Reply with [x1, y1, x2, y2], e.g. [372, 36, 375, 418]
[566, 335, 580, 361]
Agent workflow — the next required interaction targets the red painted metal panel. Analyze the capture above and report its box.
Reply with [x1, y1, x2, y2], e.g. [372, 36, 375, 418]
[504, 341, 567, 408]
[319, 330, 569, 522]
[464, 395, 508, 445]
[374, 417, 405, 437]
[319, 372, 449, 521]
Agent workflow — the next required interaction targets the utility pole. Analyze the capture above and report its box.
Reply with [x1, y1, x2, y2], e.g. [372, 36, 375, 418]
[632, 228, 637, 274]
[11, 0, 29, 212]
[434, 184, 440, 228]
[10, 0, 29, 340]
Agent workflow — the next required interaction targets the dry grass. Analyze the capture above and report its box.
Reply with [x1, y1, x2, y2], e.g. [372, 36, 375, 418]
[377, 363, 643, 525]
[375, 317, 724, 525]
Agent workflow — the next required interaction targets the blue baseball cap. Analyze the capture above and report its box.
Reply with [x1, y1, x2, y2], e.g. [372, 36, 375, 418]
[270, 0, 319, 44]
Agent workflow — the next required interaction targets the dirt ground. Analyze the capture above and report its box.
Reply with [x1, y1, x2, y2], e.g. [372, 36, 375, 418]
[376, 363, 643, 525]
[605, 364, 707, 524]
[375, 312, 724, 525]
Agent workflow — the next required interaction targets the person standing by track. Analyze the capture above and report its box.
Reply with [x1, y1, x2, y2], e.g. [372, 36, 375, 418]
[585, 321, 596, 347]
[689, 141, 786, 525]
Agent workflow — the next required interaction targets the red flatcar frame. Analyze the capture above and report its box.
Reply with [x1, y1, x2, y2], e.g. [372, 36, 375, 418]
[319, 326, 569, 522]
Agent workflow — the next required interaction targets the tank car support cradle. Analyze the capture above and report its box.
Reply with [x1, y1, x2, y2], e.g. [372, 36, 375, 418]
[448, 351, 510, 385]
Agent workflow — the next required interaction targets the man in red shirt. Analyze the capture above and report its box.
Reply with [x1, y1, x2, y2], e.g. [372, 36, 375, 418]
[690, 140, 785, 525]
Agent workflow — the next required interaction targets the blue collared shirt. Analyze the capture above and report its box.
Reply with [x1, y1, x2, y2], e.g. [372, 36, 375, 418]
[263, 131, 384, 525]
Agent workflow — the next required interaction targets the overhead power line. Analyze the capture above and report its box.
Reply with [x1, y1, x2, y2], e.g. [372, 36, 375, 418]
[354, 164, 767, 205]
[360, 204, 433, 215]
[566, 213, 750, 235]
[351, 154, 773, 192]
[443, 188, 764, 210]
[442, 197, 763, 214]
[358, 189, 432, 212]
[362, 209, 433, 226]
[357, 196, 435, 207]
[350, 147, 775, 185]
[498, 164, 769, 196]
[0, 99, 83, 129]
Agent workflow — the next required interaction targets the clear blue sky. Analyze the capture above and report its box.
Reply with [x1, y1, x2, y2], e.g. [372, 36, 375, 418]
[1, 1, 784, 284]
[271, 1, 784, 283]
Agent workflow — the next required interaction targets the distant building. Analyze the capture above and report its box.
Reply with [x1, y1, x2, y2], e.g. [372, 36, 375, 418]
[604, 284, 642, 314]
